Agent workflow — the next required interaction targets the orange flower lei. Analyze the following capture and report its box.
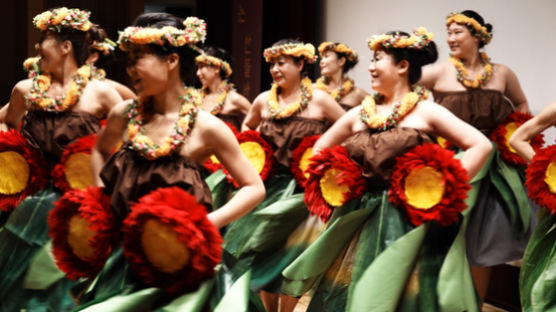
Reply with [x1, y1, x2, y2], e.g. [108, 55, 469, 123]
[127, 88, 201, 160]
[315, 77, 354, 102]
[267, 77, 313, 119]
[318, 41, 358, 62]
[200, 81, 234, 115]
[360, 85, 428, 130]
[263, 42, 317, 63]
[25, 64, 93, 112]
[368, 27, 434, 51]
[33, 7, 92, 32]
[446, 12, 492, 45]
[195, 54, 232, 78]
[449, 52, 493, 89]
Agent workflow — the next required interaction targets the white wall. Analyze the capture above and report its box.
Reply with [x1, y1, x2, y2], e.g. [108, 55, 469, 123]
[323, 0, 556, 142]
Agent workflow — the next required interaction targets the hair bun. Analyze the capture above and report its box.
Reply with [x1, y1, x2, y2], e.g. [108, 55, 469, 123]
[485, 23, 493, 33]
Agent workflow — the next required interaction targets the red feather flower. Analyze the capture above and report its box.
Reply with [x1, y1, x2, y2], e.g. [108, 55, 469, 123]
[525, 144, 556, 214]
[122, 187, 223, 294]
[0, 129, 48, 211]
[291, 135, 321, 187]
[223, 130, 275, 187]
[389, 143, 471, 226]
[304, 145, 366, 223]
[48, 186, 116, 279]
[51, 134, 97, 192]
[490, 112, 545, 166]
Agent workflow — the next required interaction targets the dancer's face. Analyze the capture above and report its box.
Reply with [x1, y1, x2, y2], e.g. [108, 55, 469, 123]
[447, 23, 479, 58]
[126, 46, 170, 96]
[196, 64, 219, 87]
[319, 50, 343, 77]
[35, 32, 64, 73]
[368, 50, 399, 94]
[269, 55, 303, 87]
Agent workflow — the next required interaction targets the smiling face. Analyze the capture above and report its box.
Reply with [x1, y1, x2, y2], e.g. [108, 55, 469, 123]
[368, 50, 401, 95]
[35, 32, 64, 73]
[447, 23, 479, 58]
[126, 46, 171, 96]
[319, 50, 344, 77]
[196, 64, 220, 88]
[268, 55, 303, 88]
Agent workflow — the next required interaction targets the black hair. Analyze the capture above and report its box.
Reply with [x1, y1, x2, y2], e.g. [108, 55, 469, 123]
[86, 23, 115, 69]
[201, 45, 232, 80]
[269, 38, 313, 78]
[132, 12, 198, 86]
[50, 28, 89, 67]
[324, 43, 358, 73]
[383, 31, 438, 85]
[460, 10, 493, 48]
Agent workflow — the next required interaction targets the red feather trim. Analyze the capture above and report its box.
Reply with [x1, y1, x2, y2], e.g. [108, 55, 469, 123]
[223, 130, 275, 187]
[48, 186, 116, 279]
[51, 134, 97, 192]
[389, 143, 471, 226]
[304, 146, 366, 223]
[0, 129, 48, 211]
[291, 135, 321, 187]
[122, 187, 223, 294]
[490, 112, 545, 166]
[525, 144, 556, 214]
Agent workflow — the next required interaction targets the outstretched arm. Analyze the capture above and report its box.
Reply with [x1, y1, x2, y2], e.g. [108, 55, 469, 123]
[510, 101, 556, 162]
[5, 80, 32, 129]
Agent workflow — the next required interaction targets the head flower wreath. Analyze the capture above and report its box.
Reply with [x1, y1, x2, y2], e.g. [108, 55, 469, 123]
[446, 12, 492, 45]
[368, 27, 434, 51]
[117, 16, 207, 51]
[318, 42, 358, 62]
[91, 38, 117, 56]
[33, 7, 92, 32]
[195, 54, 232, 78]
[263, 42, 317, 63]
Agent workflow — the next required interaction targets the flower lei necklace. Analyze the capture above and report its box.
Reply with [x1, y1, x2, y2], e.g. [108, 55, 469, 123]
[360, 85, 428, 131]
[449, 52, 493, 89]
[25, 64, 94, 112]
[126, 87, 201, 160]
[267, 77, 313, 119]
[315, 77, 354, 102]
[200, 81, 234, 115]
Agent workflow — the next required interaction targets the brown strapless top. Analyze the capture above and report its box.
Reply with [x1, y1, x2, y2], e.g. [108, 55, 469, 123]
[343, 127, 433, 184]
[216, 113, 244, 133]
[21, 110, 101, 168]
[259, 117, 330, 167]
[100, 146, 212, 221]
[433, 89, 514, 134]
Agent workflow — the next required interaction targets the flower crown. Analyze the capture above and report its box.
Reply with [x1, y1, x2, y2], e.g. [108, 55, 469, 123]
[117, 17, 206, 51]
[33, 7, 92, 32]
[91, 38, 116, 56]
[368, 27, 434, 51]
[318, 42, 358, 63]
[263, 42, 317, 63]
[195, 54, 232, 78]
[446, 12, 492, 45]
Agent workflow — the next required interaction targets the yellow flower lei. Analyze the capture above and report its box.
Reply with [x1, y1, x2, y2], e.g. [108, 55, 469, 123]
[263, 42, 317, 63]
[267, 77, 313, 119]
[446, 13, 492, 45]
[25, 64, 93, 112]
[118, 17, 206, 51]
[127, 87, 201, 160]
[360, 85, 429, 130]
[195, 54, 232, 78]
[368, 27, 434, 51]
[200, 81, 234, 115]
[318, 42, 358, 62]
[33, 7, 92, 32]
[315, 77, 354, 102]
[449, 52, 493, 89]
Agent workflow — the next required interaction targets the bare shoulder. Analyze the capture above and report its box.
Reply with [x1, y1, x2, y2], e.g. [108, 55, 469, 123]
[105, 79, 136, 100]
[252, 90, 270, 107]
[109, 98, 134, 118]
[492, 63, 514, 77]
[312, 88, 330, 100]
[13, 78, 33, 94]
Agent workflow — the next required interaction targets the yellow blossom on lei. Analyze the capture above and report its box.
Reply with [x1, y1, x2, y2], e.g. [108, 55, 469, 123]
[195, 54, 232, 78]
[263, 43, 317, 63]
[446, 13, 492, 45]
[267, 77, 313, 119]
[368, 27, 434, 51]
[318, 42, 358, 62]
[33, 8, 91, 32]
[449, 52, 493, 88]
[315, 77, 354, 102]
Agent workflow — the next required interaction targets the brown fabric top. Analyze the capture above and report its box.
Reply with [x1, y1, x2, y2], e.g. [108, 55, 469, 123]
[344, 127, 433, 184]
[259, 116, 330, 167]
[216, 113, 244, 133]
[100, 146, 212, 221]
[21, 110, 101, 168]
[433, 89, 514, 134]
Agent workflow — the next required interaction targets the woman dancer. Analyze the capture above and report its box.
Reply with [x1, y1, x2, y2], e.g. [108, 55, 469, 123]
[282, 28, 492, 311]
[196, 46, 250, 131]
[421, 10, 535, 304]
[315, 41, 368, 110]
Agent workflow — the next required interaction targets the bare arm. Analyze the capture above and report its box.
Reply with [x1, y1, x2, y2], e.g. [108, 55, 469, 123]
[510, 101, 556, 162]
[313, 107, 361, 153]
[5, 80, 32, 129]
[202, 114, 265, 227]
[106, 79, 136, 101]
[229, 90, 251, 115]
[90, 100, 129, 186]
[420, 102, 492, 179]
[313, 89, 345, 123]
[502, 65, 529, 113]
[420, 63, 443, 91]
[0, 104, 8, 131]
[241, 93, 265, 131]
